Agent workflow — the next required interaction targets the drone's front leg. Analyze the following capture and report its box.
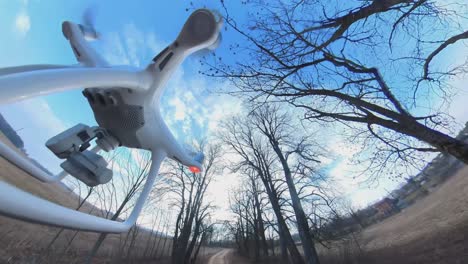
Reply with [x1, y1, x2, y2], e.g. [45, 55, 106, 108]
[62, 21, 108, 67]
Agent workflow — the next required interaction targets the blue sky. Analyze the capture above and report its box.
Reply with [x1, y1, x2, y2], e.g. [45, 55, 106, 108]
[0, 0, 467, 220]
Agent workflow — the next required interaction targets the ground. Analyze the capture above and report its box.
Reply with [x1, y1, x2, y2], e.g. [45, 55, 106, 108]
[319, 165, 468, 264]
[207, 249, 251, 264]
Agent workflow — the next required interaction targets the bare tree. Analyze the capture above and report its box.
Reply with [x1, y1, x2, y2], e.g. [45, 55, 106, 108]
[208, 0, 468, 181]
[249, 173, 270, 258]
[220, 114, 307, 263]
[44, 179, 94, 252]
[168, 143, 220, 264]
[229, 174, 269, 261]
[85, 148, 152, 263]
[191, 223, 214, 263]
[250, 105, 322, 264]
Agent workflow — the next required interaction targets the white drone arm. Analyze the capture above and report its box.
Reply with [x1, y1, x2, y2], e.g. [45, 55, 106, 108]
[141, 9, 219, 172]
[0, 150, 165, 232]
[62, 20, 108, 67]
[0, 67, 152, 104]
[146, 9, 221, 104]
[156, 114, 203, 171]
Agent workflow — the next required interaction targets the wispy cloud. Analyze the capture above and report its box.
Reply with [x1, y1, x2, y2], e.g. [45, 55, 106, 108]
[22, 99, 67, 133]
[13, 0, 31, 36]
[0, 97, 69, 173]
[169, 97, 187, 121]
[1, 98, 68, 141]
[14, 12, 30, 36]
[100, 23, 166, 67]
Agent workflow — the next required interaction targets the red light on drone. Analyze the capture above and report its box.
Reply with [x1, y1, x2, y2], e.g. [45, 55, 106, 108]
[189, 166, 201, 173]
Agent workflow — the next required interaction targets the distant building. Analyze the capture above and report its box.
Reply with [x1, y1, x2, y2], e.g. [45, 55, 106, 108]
[389, 177, 427, 209]
[393, 122, 468, 205]
[373, 198, 398, 218]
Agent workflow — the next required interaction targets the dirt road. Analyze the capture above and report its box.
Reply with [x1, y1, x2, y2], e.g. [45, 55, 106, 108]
[207, 249, 232, 264]
[207, 249, 241, 264]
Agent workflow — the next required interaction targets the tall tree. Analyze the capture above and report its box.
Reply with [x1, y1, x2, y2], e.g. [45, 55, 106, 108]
[221, 115, 307, 263]
[168, 143, 219, 264]
[229, 176, 269, 261]
[250, 105, 322, 264]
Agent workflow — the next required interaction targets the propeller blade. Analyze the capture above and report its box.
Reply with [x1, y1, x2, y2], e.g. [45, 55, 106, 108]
[80, 6, 100, 40]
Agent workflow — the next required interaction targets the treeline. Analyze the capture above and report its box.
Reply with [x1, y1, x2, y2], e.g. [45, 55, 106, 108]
[167, 144, 221, 264]
[221, 105, 332, 264]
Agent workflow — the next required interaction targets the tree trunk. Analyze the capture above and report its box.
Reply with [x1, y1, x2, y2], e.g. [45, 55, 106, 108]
[278, 223, 289, 263]
[370, 115, 468, 164]
[143, 213, 159, 258]
[192, 231, 206, 263]
[252, 178, 269, 257]
[272, 143, 320, 264]
[185, 222, 201, 263]
[126, 226, 140, 259]
[400, 119, 468, 163]
[45, 188, 93, 251]
[253, 216, 260, 261]
[172, 208, 197, 264]
[85, 232, 108, 264]
[86, 197, 129, 264]
[153, 220, 167, 258]
[260, 175, 304, 264]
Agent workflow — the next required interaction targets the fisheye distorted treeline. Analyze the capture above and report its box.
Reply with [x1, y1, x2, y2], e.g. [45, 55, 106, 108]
[0, 0, 467, 263]
[203, 0, 468, 263]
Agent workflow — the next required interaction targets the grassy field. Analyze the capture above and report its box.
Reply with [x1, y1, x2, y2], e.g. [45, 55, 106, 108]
[319, 165, 468, 264]
[0, 132, 219, 263]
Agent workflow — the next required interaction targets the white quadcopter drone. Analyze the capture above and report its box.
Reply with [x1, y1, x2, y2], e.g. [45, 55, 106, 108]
[0, 9, 221, 232]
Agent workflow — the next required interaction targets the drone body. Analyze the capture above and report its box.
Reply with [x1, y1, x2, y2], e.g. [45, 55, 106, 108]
[67, 9, 219, 168]
[0, 9, 221, 232]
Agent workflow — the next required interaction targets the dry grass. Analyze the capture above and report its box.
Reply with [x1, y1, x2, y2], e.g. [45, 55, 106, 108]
[319, 165, 468, 264]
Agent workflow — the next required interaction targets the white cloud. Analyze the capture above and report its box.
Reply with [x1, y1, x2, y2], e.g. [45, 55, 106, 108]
[21, 99, 67, 133]
[169, 97, 187, 120]
[100, 32, 131, 65]
[204, 94, 242, 132]
[14, 12, 30, 36]
[448, 84, 468, 125]
[318, 155, 333, 166]
[0, 97, 68, 173]
[205, 168, 241, 221]
[328, 156, 402, 209]
[100, 23, 166, 67]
